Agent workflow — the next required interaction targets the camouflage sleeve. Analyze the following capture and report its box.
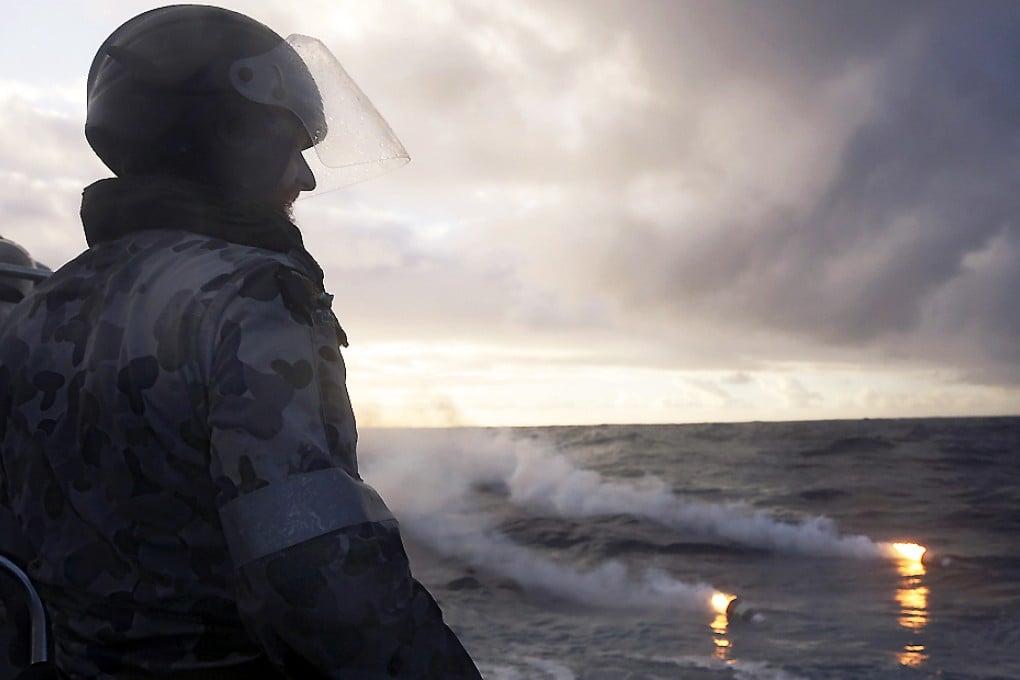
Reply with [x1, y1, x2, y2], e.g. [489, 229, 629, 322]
[206, 263, 480, 679]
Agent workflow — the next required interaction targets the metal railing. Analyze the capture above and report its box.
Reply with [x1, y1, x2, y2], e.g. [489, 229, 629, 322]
[0, 554, 47, 664]
[0, 264, 51, 284]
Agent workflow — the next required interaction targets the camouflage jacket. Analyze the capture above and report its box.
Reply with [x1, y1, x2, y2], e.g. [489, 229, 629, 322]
[0, 184, 480, 679]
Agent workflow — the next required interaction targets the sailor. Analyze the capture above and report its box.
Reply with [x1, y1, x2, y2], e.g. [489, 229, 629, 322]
[0, 237, 49, 325]
[0, 238, 50, 678]
[0, 5, 480, 678]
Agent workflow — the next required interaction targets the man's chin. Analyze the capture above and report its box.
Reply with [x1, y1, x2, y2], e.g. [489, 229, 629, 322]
[283, 192, 301, 218]
[259, 190, 300, 219]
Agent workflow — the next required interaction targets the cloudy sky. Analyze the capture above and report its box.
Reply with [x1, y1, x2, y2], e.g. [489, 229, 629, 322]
[3, 0, 1020, 426]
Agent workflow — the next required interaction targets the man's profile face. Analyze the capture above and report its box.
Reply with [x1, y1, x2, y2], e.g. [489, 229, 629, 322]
[220, 107, 316, 211]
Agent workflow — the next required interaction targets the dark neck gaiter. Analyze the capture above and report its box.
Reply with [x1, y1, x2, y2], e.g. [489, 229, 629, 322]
[80, 176, 324, 284]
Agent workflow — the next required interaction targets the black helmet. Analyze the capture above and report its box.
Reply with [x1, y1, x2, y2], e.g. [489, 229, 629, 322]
[86, 4, 408, 193]
[86, 5, 320, 187]
[0, 237, 48, 307]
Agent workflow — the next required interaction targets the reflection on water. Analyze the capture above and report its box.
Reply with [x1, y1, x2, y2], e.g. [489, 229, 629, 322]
[895, 552, 929, 666]
[896, 584, 929, 631]
[899, 644, 928, 668]
[710, 611, 731, 661]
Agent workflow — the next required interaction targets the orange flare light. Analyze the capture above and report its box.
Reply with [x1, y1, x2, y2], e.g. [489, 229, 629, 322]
[711, 592, 736, 614]
[891, 542, 927, 562]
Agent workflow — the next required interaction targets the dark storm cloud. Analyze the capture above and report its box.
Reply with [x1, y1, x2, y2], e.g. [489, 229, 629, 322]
[456, 0, 1020, 384]
[785, 4, 1020, 336]
[759, 3, 1020, 375]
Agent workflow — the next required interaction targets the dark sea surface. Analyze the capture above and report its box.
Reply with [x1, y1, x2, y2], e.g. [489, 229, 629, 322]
[360, 417, 1020, 680]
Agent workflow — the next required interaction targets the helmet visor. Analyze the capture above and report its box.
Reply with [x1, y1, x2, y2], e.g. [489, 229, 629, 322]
[230, 34, 409, 194]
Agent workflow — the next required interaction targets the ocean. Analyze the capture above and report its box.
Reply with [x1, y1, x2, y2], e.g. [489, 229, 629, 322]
[358, 417, 1020, 680]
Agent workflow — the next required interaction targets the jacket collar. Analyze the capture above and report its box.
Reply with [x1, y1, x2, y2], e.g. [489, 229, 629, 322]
[80, 176, 324, 284]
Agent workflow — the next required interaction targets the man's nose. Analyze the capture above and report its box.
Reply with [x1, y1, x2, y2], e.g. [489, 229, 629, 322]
[295, 151, 316, 193]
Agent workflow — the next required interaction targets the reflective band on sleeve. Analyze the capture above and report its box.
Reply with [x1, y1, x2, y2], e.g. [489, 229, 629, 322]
[219, 468, 396, 566]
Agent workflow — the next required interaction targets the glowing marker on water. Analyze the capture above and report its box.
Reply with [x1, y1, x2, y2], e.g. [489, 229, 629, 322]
[711, 591, 735, 615]
[896, 541, 967, 569]
[887, 542, 936, 567]
[709, 592, 735, 660]
[710, 591, 763, 624]
[920, 549, 954, 569]
[884, 541, 930, 576]
[890, 542, 927, 563]
[725, 597, 764, 624]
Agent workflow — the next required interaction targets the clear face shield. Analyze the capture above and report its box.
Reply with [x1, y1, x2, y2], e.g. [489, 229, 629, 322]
[229, 35, 409, 196]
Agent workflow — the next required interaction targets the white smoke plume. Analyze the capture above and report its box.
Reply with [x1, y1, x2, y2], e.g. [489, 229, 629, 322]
[361, 429, 718, 611]
[508, 439, 883, 558]
[361, 428, 887, 563]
